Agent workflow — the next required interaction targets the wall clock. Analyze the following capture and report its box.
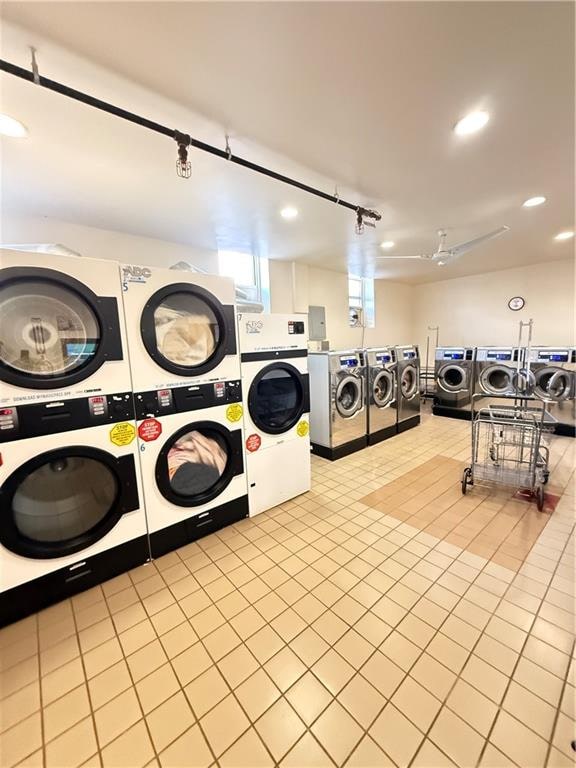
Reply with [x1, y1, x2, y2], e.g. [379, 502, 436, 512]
[508, 296, 525, 311]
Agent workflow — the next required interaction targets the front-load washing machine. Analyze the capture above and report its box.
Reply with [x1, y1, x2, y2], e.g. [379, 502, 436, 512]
[527, 346, 575, 437]
[0, 249, 131, 407]
[365, 347, 398, 445]
[238, 313, 311, 516]
[134, 381, 248, 558]
[120, 264, 239, 392]
[474, 346, 523, 404]
[432, 346, 476, 420]
[309, 350, 367, 460]
[0, 396, 147, 627]
[395, 345, 421, 432]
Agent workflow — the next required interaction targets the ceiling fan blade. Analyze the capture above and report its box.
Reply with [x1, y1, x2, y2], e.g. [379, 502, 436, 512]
[449, 226, 510, 257]
[375, 254, 434, 260]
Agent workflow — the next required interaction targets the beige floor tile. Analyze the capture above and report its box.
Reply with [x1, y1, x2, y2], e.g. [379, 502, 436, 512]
[522, 636, 570, 680]
[311, 700, 363, 765]
[473, 634, 519, 676]
[127, 639, 168, 682]
[150, 603, 186, 636]
[217, 644, 259, 688]
[340, 673, 386, 728]
[171, 641, 212, 687]
[284, 671, 332, 726]
[370, 703, 424, 768]
[219, 727, 274, 767]
[552, 711, 576, 759]
[0, 713, 42, 768]
[446, 679, 498, 737]
[160, 621, 198, 659]
[158, 724, 213, 768]
[429, 707, 484, 767]
[200, 693, 250, 758]
[183, 665, 228, 719]
[136, 663, 181, 715]
[360, 650, 405, 699]
[490, 710, 549, 767]
[146, 690, 195, 754]
[461, 654, 509, 704]
[502, 680, 556, 740]
[0, 657, 39, 702]
[280, 732, 334, 768]
[354, 612, 393, 647]
[245, 625, 284, 663]
[312, 610, 350, 644]
[412, 739, 457, 768]
[202, 623, 241, 661]
[271, 607, 307, 641]
[44, 716, 97, 768]
[392, 675, 442, 732]
[100, 720, 155, 768]
[379, 630, 421, 671]
[478, 743, 518, 767]
[345, 734, 396, 767]
[236, 668, 281, 722]
[42, 683, 90, 742]
[514, 657, 564, 707]
[427, 632, 470, 674]
[229, 605, 266, 640]
[0, 681, 40, 734]
[264, 646, 307, 693]
[312, 648, 355, 696]
[255, 698, 306, 763]
[94, 686, 142, 747]
[410, 653, 456, 701]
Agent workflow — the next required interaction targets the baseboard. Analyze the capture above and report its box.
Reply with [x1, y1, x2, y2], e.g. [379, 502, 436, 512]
[432, 404, 473, 421]
[555, 423, 576, 438]
[397, 415, 421, 433]
[368, 424, 398, 445]
[311, 435, 368, 461]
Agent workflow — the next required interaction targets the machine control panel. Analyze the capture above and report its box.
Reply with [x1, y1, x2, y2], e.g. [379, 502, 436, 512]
[288, 320, 306, 335]
[0, 392, 134, 444]
[535, 349, 570, 362]
[135, 380, 242, 419]
[403, 349, 417, 359]
[477, 348, 520, 362]
[376, 351, 393, 364]
[340, 355, 359, 368]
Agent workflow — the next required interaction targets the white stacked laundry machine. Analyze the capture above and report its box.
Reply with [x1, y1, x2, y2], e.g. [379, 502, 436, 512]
[238, 313, 311, 515]
[0, 249, 148, 627]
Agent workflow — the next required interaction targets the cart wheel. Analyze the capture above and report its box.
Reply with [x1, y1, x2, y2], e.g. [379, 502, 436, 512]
[543, 470, 550, 485]
[462, 467, 472, 495]
[536, 485, 545, 511]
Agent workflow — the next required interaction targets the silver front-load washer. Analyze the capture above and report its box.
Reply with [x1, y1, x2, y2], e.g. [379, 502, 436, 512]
[395, 345, 420, 433]
[474, 346, 523, 405]
[433, 346, 475, 418]
[366, 346, 397, 445]
[309, 350, 367, 460]
[527, 346, 575, 437]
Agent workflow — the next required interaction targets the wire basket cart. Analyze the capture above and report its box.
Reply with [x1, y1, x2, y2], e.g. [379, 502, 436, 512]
[461, 394, 555, 510]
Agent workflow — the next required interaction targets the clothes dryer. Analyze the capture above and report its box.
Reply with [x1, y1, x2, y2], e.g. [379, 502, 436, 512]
[134, 381, 248, 558]
[432, 346, 475, 420]
[365, 347, 398, 444]
[309, 350, 367, 460]
[121, 265, 239, 391]
[527, 346, 575, 437]
[238, 313, 311, 516]
[0, 249, 131, 407]
[0, 396, 147, 627]
[395, 345, 421, 432]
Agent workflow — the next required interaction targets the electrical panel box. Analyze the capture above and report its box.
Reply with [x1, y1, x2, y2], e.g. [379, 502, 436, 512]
[308, 305, 326, 341]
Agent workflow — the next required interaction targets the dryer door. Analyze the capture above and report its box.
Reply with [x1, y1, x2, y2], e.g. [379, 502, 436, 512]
[372, 369, 395, 407]
[0, 268, 122, 390]
[400, 364, 419, 399]
[140, 283, 236, 377]
[535, 368, 573, 401]
[437, 364, 467, 393]
[0, 448, 138, 558]
[155, 421, 243, 507]
[335, 374, 363, 417]
[478, 365, 514, 395]
[248, 363, 310, 435]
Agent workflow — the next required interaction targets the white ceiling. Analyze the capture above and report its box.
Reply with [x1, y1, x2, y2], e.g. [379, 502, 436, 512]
[1, 2, 574, 283]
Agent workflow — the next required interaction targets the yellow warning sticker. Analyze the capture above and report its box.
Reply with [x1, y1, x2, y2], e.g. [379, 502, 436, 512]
[296, 420, 309, 437]
[110, 422, 136, 446]
[226, 404, 243, 423]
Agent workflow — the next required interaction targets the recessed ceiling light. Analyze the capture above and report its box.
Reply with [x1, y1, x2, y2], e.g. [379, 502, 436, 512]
[523, 196, 546, 208]
[380, 240, 395, 249]
[0, 114, 28, 138]
[454, 110, 490, 136]
[554, 231, 574, 241]
[280, 206, 298, 220]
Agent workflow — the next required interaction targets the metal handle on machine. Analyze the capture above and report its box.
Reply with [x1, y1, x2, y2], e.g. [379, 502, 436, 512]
[547, 369, 571, 401]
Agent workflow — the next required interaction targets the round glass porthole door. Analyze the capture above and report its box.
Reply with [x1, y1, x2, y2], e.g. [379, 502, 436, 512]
[156, 423, 236, 506]
[535, 369, 572, 401]
[0, 279, 100, 381]
[248, 363, 305, 434]
[336, 376, 362, 417]
[141, 285, 230, 377]
[373, 370, 394, 407]
[0, 449, 123, 559]
[479, 365, 512, 395]
[438, 364, 466, 392]
[400, 365, 418, 398]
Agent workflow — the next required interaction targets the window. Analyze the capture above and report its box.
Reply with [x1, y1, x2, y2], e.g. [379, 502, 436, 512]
[217, 251, 271, 311]
[348, 275, 375, 327]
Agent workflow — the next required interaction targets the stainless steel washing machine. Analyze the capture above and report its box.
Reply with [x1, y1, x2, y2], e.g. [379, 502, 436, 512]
[366, 347, 397, 444]
[309, 350, 367, 460]
[474, 346, 523, 405]
[395, 345, 420, 433]
[527, 346, 575, 437]
[432, 346, 475, 419]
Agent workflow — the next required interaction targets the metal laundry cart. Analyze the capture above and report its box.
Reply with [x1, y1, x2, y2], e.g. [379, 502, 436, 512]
[461, 394, 555, 510]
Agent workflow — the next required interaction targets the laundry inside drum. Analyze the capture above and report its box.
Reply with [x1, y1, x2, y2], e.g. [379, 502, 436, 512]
[339, 381, 358, 409]
[153, 292, 219, 367]
[487, 368, 511, 390]
[443, 367, 464, 387]
[0, 280, 100, 377]
[167, 428, 228, 496]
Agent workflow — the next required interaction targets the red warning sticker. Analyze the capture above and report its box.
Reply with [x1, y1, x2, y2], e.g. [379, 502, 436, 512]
[246, 433, 261, 452]
[138, 418, 162, 442]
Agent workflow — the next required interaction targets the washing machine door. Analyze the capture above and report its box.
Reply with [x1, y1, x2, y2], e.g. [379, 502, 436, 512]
[436, 364, 467, 393]
[400, 364, 419, 399]
[155, 421, 243, 507]
[248, 363, 310, 434]
[335, 374, 363, 418]
[0, 268, 122, 389]
[372, 369, 395, 408]
[535, 368, 573, 401]
[140, 283, 236, 377]
[478, 365, 514, 395]
[0, 448, 139, 558]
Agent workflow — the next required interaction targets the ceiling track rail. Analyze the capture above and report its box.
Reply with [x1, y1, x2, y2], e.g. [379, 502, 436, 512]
[0, 58, 381, 224]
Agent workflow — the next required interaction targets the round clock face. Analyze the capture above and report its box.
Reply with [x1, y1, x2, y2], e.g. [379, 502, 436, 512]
[508, 296, 525, 311]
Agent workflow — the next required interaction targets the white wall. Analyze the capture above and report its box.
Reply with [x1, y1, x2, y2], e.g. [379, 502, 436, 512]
[413, 260, 575, 357]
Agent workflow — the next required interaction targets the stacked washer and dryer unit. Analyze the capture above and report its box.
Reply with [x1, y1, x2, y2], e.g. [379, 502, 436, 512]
[0, 250, 148, 627]
[121, 265, 249, 559]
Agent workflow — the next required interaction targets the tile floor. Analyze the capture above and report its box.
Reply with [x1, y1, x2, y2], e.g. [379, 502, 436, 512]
[0, 411, 574, 768]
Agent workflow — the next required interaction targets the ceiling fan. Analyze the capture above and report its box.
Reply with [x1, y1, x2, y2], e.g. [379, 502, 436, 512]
[377, 226, 510, 266]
